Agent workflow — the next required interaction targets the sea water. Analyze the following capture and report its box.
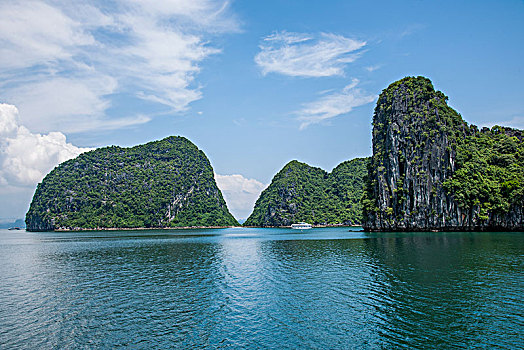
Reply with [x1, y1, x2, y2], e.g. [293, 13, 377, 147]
[0, 227, 522, 349]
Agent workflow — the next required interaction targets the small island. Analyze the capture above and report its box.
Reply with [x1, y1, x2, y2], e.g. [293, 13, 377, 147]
[25, 77, 523, 232]
[244, 158, 368, 227]
[25, 136, 238, 231]
[362, 76, 523, 231]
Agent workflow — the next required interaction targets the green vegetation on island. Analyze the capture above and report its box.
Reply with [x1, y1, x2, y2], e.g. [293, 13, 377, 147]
[443, 125, 523, 221]
[25, 77, 523, 232]
[363, 76, 523, 231]
[244, 158, 369, 226]
[26, 136, 238, 231]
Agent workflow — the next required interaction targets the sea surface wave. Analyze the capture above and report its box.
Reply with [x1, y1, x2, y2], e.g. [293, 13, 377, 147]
[0, 227, 522, 349]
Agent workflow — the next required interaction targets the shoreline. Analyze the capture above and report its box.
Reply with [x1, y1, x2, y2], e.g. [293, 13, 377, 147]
[242, 224, 362, 229]
[53, 226, 238, 232]
[28, 224, 363, 232]
[17, 224, 524, 232]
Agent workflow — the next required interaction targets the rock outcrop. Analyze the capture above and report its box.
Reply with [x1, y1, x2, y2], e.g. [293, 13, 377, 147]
[244, 158, 369, 226]
[26, 136, 238, 231]
[363, 76, 523, 231]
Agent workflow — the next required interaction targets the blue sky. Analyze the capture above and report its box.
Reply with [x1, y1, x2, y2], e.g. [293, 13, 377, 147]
[0, 0, 523, 221]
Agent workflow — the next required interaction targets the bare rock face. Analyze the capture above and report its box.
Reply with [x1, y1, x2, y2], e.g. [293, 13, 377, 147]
[363, 77, 523, 231]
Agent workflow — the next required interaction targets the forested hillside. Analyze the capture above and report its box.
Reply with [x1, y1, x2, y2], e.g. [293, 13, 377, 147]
[363, 76, 523, 231]
[26, 136, 238, 231]
[244, 158, 369, 226]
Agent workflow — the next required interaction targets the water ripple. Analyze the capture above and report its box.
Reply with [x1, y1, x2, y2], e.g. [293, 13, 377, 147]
[0, 228, 522, 349]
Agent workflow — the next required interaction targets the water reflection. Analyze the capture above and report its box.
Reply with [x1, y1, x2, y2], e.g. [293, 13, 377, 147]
[0, 229, 522, 349]
[362, 232, 524, 348]
[259, 238, 383, 347]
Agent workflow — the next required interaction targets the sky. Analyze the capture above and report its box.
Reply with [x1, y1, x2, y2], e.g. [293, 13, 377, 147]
[0, 0, 523, 222]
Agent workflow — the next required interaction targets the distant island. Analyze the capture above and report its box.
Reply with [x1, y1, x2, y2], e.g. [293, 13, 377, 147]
[26, 136, 238, 231]
[25, 77, 523, 232]
[0, 218, 25, 229]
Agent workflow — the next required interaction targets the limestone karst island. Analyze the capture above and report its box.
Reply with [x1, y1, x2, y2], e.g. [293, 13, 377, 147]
[2, 1, 523, 348]
[26, 136, 238, 231]
[25, 77, 523, 232]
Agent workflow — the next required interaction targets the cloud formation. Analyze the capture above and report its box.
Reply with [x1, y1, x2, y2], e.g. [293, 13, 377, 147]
[0, 0, 238, 133]
[0, 103, 91, 187]
[215, 173, 267, 220]
[295, 79, 375, 129]
[255, 31, 366, 77]
[365, 65, 382, 72]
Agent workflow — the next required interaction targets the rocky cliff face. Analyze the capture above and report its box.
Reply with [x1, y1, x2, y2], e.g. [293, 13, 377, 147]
[245, 158, 369, 226]
[26, 136, 238, 231]
[363, 77, 523, 231]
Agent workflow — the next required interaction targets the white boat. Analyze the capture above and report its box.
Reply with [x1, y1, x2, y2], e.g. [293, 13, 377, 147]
[291, 222, 312, 230]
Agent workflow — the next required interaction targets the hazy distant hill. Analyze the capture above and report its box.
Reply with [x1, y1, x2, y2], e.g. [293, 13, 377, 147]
[0, 219, 25, 229]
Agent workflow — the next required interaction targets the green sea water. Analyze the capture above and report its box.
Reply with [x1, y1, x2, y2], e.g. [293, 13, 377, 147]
[0, 227, 522, 349]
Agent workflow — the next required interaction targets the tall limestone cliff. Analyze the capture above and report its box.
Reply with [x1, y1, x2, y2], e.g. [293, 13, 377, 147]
[26, 136, 238, 231]
[244, 158, 369, 226]
[363, 76, 523, 231]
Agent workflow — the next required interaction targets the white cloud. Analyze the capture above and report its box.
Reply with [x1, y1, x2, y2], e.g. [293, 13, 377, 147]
[255, 31, 366, 77]
[295, 79, 375, 130]
[0, 103, 92, 187]
[65, 115, 153, 134]
[124, 0, 238, 33]
[0, 1, 94, 69]
[215, 173, 267, 220]
[0, 0, 238, 133]
[365, 65, 381, 72]
[4, 76, 120, 132]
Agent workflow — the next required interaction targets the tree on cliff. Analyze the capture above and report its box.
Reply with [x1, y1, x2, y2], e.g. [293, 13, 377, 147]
[26, 136, 238, 231]
[363, 76, 523, 231]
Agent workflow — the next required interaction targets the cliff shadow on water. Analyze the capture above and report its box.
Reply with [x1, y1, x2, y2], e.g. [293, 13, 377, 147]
[360, 231, 523, 348]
